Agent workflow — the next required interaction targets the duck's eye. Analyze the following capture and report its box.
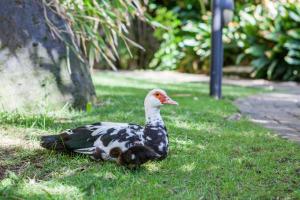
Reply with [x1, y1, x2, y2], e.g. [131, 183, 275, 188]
[155, 93, 160, 97]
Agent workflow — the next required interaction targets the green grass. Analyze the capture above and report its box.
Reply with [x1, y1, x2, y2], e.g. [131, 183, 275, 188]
[0, 71, 299, 200]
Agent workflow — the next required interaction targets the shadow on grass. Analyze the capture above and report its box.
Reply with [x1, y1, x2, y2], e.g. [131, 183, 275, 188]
[1, 120, 300, 199]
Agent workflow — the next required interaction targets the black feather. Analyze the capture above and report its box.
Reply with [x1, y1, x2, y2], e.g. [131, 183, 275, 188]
[118, 145, 159, 168]
[40, 134, 68, 152]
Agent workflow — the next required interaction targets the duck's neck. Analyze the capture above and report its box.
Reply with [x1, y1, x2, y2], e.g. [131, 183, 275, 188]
[145, 106, 164, 126]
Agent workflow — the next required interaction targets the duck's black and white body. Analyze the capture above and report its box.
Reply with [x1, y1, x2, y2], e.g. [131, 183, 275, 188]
[41, 89, 178, 167]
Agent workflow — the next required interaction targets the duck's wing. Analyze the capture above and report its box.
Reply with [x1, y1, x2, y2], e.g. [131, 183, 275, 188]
[64, 122, 135, 149]
[72, 122, 144, 155]
[41, 122, 144, 155]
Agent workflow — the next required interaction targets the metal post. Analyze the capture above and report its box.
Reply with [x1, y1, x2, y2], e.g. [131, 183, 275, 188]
[209, 0, 234, 99]
[210, 0, 223, 99]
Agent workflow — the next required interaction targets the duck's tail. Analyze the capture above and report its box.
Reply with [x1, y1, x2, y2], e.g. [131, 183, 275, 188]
[118, 145, 160, 168]
[40, 134, 68, 152]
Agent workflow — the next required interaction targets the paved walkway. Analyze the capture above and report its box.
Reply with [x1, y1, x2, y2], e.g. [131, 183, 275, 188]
[235, 82, 300, 143]
[119, 71, 300, 143]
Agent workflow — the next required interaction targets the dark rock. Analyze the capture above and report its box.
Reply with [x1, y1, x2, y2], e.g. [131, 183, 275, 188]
[0, 0, 96, 111]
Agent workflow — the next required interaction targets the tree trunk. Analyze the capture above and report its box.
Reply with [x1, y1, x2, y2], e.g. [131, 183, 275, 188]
[0, 0, 96, 112]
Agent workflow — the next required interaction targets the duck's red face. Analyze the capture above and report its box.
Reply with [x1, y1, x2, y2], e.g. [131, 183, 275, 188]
[153, 91, 178, 105]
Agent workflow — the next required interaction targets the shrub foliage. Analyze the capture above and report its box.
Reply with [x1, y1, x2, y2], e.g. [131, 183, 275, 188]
[149, 1, 300, 81]
[49, 0, 300, 81]
[238, 2, 300, 81]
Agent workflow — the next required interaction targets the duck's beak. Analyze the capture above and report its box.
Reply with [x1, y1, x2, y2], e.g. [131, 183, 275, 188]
[163, 97, 179, 105]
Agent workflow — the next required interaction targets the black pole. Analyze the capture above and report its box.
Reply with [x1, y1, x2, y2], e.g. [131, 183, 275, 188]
[210, 0, 223, 99]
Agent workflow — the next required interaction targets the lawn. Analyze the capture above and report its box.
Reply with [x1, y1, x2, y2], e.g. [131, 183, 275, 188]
[0, 71, 299, 199]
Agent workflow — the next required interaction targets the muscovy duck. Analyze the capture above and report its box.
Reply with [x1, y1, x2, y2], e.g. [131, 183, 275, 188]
[41, 89, 178, 168]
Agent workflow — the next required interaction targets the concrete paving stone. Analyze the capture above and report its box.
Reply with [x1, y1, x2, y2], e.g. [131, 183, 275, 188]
[235, 85, 300, 143]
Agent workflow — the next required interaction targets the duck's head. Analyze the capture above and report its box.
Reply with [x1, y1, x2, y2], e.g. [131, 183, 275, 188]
[144, 89, 178, 109]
